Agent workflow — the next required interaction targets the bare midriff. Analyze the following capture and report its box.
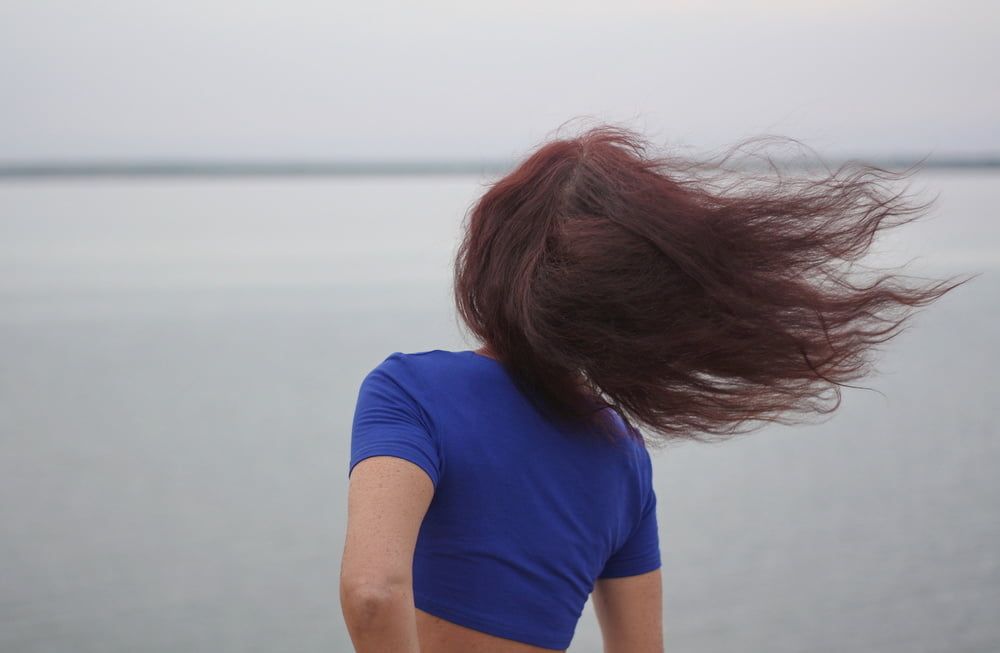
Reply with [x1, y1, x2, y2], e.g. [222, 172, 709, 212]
[415, 608, 565, 653]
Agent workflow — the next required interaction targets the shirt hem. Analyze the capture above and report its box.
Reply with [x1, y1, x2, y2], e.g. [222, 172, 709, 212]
[414, 592, 572, 651]
[349, 448, 440, 489]
[597, 556, 662, 579]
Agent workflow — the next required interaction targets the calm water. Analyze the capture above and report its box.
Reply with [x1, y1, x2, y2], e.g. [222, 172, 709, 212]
[1, 172, 998, 652]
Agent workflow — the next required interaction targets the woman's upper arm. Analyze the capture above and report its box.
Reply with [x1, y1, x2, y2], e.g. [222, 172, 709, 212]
[591, 568, 663, 653]
[592, 440, 663, 651]
[341, 455, 435, 591]
[342, 359, 440, 592]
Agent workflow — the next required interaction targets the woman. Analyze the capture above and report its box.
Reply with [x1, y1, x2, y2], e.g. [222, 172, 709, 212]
[339, 124, 974, 652]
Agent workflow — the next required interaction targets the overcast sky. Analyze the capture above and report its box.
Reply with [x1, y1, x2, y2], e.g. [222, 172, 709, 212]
[1, 0, 997, 161]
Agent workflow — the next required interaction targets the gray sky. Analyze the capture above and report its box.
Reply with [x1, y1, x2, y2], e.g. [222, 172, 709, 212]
[2, 0, 997, 161]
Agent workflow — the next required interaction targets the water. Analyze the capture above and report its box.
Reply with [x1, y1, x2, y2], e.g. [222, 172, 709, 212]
[1, 172, 998, 652]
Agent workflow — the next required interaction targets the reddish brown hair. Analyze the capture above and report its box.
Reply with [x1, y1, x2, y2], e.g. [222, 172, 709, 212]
[452, 122, 979, 447]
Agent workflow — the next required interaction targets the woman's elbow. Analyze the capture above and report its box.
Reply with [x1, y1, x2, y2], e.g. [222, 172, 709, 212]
[340, 577, 409, 624]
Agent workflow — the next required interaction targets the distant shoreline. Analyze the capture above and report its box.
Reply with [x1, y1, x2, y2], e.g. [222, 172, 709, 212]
[1, 157, 999, 179]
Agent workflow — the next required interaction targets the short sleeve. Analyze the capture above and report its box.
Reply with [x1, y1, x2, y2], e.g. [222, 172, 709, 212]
[598, 448, 661, 579]
[349, 362, 442, 489]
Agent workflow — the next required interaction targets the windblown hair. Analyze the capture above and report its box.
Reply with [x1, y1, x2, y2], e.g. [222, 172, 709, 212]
[452, 122, 979, 448]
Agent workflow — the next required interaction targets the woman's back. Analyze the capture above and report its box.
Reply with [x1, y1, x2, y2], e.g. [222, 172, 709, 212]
[348, 349, 660, 651]
[341, 123, 971, 652]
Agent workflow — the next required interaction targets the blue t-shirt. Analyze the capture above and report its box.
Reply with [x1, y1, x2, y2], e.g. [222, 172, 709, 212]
[348, 349, 660, 651]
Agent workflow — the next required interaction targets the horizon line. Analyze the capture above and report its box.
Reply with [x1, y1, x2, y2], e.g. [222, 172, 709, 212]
[1, 155, 999, 179]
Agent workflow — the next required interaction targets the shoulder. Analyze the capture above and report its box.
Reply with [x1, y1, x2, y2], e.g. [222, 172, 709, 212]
[365, 349, 468, 381]
[602, 407, 644, 447]
[360, 349, 476, 400]
[604, 407, 653, 475]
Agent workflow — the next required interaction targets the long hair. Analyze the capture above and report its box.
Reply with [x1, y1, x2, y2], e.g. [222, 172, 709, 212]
[452, 121, 979, 448]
